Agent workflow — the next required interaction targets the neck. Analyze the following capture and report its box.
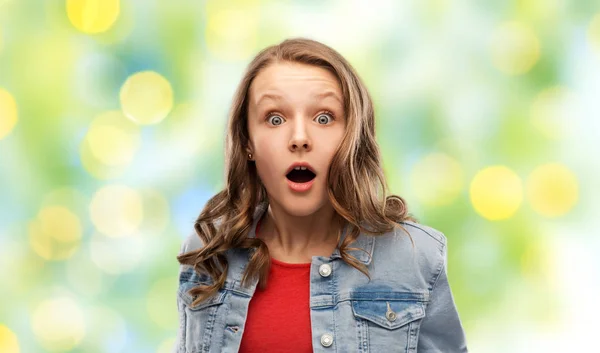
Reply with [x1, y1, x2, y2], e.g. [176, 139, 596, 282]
[258, 202, 342, 261]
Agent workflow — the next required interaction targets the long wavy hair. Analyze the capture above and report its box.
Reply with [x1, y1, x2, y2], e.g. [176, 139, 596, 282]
[177, 38, 417, 306]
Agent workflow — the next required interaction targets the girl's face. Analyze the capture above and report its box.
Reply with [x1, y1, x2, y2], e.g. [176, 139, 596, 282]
[246, 62, 346, 217]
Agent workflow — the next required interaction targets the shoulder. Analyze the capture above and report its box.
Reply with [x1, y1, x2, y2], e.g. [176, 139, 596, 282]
[396, 220, 447, 248]
[369, 221, 448, 290]
[180, 231, 204, 255]
[390, 220, 447, 259]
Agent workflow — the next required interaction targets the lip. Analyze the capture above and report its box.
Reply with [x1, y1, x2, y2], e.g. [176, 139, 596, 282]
[285, 161, 317, 176]
[287, 177, 315, 192]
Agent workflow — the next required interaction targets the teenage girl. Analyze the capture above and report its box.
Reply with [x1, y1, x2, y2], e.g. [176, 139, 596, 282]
[174, 38, 468, 353]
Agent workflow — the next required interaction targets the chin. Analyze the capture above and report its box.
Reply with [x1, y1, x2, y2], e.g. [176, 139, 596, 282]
[282, 203, 323, 217]
[270, 191, 329, 217]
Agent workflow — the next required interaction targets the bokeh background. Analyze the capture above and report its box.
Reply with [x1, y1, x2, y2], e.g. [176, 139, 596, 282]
[1, 0, 599, 352]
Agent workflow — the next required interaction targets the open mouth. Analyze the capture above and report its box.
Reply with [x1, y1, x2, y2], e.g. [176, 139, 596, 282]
[286, 168, 316, 183]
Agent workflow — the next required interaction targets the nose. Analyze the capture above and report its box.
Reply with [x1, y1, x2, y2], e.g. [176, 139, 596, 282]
[288, 116, 312, 152]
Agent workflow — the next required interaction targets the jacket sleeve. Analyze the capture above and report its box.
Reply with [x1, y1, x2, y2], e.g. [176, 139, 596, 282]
[417, 242, 469, 352]
[172, 241, 189, 353]
[172, 295, 186, 352]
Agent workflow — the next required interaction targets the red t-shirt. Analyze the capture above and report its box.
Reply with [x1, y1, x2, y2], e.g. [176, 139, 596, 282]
[238, 219, 313, 353]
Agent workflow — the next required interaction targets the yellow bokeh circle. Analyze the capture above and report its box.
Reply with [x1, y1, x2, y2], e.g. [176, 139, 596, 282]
[120, 71, 174, 125]
[90, 184, 143, 237]
[80, 111, 140, 179]
[80, 138, 127, 180]
[205, 8, 259, 61]
[490, 21, 540, 75]
[31, 297, 85, 351]
[87, 124, 140, 166]
[29, 206, 82, 261]
[470, 166, 523, 220]
[0, 325, 20, 353]
[526, 163, 578, 217]
[0, 88, 18, 140]
[66, 0, 120, 34]
[410, 153, 464, 206]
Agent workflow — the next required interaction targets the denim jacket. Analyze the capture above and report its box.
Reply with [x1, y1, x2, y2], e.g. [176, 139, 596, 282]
[174, 203, 469, 352]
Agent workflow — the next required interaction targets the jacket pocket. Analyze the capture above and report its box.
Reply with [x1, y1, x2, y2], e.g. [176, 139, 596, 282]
[350, 291, 427, 353]
[179, 280, 227, 309]
[179, 280, 227, 353]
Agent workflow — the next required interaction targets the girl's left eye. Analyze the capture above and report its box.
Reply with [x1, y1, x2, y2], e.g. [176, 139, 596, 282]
[315, 112, 334, 124]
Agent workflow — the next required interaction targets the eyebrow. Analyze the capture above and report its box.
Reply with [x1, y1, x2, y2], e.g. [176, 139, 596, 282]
[255, 91, 343, 107]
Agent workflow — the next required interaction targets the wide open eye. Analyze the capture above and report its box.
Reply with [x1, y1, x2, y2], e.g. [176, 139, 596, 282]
[315, 112, 334, 124]
[267, 114, 285, 125]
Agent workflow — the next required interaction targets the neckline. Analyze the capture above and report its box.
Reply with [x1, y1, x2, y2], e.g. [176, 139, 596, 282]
[256, 218, 312, 267]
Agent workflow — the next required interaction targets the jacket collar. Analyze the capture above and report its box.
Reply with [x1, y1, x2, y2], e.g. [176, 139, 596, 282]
[249, 202, 374, 265]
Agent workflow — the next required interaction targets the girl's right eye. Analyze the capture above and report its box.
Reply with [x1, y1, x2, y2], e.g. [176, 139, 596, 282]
[266, 114, 285, 126]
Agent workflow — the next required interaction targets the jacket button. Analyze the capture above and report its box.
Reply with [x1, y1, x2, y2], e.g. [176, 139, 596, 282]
[320, 333, 334, 347]
[386, 302, 397, 322]
[318, 264, 332, 277]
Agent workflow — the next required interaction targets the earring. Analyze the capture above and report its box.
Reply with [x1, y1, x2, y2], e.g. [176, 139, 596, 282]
[248, 153, 253, 160]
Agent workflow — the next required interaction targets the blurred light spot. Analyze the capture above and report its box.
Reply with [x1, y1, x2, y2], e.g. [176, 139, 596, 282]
[90, 231, 144, 274]
[589, 13, 600, 55]
[147, 277, 178, 329]
[205, 6, 258, 61]
[490, 21, 540, 75]
[87, 110, 141, 166]
[157, 337, 176, 353]
[88, 125, 139, 166]
[410, 153, 464, 206]
[39, 206, 81, 243]
[140, 189, 171, 236]
[29, 206, 82, 261]
[90, 184, 143, 237]
[526, 163, 578, 217]
[66, 0, 120, 34]
[66, 249, 106, 298]
[120, 71, 174, 125]
[80, 110, 140, 179]
[31, 297, 85, 351]
[80, 136, 127, 179]
[93, 2, 134, 44]
[516, 0, 562, 24]
[520, 238, 557, 289]
[83, 306, 127, 352]
[530, 86, 577, 140]
[0, 88, 18, 140]
[0, 325, 19, 353]
[470, 166, 523, 220]
[41, 187, 90, 224]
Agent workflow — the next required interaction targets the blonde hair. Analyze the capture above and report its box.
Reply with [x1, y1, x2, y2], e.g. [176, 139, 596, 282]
[177, 38, 417, 306]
